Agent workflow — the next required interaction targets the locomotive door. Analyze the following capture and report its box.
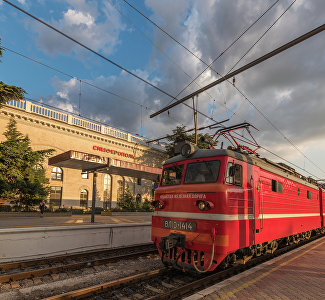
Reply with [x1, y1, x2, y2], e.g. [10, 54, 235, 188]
[253, 170, 262, 239]
[319, 188, 324, 227]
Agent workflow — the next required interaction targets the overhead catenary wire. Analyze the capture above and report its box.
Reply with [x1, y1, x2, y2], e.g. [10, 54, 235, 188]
[150, 23, 325, 117]
[3, 0, 324, 179]
[226, 0, 296, 75]
[136, 0, 325, 177]
[4, 44, 258, 148]
[1, 0, 223, 130]
[2, 0, 178, 102]
[109, 0, 235, 117]
[5, 54, 322, 180]
[232, 85, 325, 177]
[2, 45, 185, 127]
[121, 0, 281, 106]
[2, 0, 274, 135]
[2, 46, 143, 108]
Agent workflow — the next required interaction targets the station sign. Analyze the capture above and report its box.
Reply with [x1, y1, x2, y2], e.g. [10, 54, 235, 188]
[93, 145, 135, 159]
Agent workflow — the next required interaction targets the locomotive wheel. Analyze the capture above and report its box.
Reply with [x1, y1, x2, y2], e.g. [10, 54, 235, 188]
[219, 255, 230, 270]
[255, 243, 263, 256]
[267, 240, 278, 253]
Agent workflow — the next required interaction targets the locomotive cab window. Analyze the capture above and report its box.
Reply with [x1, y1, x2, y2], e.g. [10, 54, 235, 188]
[234, 164, 242, 186]
[226, 163, 234, 184]
[161, 164, 184, 186]
[184, 160, 220, 184]
[307, 191, 312, 199]
[272, 180, 277, 192]
[226, 163, 242, 186]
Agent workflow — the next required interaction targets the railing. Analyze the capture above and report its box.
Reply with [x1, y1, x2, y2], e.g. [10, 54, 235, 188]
[71, 116, 101, 133]
[6, 99, 26, 110]
[30, 103, 68, 123]
[5, 99, 139, 143]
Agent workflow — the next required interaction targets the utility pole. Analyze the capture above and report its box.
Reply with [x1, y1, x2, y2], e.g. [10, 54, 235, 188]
[91, 171, 98, 223]
[192, 95, 198, 145]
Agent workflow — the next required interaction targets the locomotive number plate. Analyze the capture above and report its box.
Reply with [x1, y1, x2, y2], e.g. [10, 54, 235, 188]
[163, 220, 196, 232]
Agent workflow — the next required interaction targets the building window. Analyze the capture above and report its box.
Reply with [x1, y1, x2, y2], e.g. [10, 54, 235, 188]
[137, 178, 141, 185]
[117, 176, 125, 202]
[80, 189, 88, 208]
[51, 167, 63, 181]
[33, 164, 43, 170]
[81, 171, 89, 179]
[272, 180, 277, 192]
[298, 188, 300, 196]
[307, 191, 312, 199]
[278, 182, 283, 193]
[103, 174, 112, 210]
[50, 186, 62, 207]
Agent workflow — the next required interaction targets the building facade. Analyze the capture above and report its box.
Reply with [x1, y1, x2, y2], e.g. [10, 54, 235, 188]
[0, 100, 166, 209]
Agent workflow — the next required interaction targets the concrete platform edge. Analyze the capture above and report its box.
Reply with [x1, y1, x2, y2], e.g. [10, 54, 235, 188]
[184, 236, 325, 300]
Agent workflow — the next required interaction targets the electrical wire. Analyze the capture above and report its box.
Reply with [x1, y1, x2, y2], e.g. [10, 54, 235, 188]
[129, 0, 325, 177]
[121, 0, 280, 106]
[109, 0, 233, 116]
[233, 85, 325, 177]
[2, 0, 178, 102]
[3, 1, 323, 178]
[226, 0, 297, 74]
[2, 46, 143, 108]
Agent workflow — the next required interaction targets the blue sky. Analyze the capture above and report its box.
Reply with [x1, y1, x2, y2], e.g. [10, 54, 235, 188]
[1, 0, 325, 180]
[0, 0, 154, 97]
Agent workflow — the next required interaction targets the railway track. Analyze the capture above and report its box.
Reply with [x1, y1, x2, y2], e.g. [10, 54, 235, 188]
[44, 232, 325, 300]
[0, 243, 156, 288]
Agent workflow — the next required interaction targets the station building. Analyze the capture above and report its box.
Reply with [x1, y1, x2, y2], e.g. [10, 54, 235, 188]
[0, 100, 167, 209]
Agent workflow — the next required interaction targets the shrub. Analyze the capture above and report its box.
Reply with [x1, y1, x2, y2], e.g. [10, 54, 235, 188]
[141, 198, 154, 212]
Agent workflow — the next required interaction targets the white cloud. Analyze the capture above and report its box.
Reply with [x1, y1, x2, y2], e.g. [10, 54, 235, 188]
[31, 0, 126, 56]
[63, 9, 94, 27]
[37, 0, 325, 178]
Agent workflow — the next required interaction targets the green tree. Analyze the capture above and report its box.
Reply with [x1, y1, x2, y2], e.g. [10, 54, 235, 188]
[0, 39, 26, 106]
[165, 126, 217, 158]
[0, 118, 54, 207]
[117, 184, 138, 211]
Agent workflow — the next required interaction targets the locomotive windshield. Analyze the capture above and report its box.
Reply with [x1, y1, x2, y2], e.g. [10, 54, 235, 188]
[161, 164, 184, 186]
[184, 160, 220, 184]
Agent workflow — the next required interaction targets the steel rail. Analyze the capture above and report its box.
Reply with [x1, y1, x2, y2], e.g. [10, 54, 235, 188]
[43, 232, 325, 300]
[148, 233, 325, 300]
[150, 23, 325, 118]
[0, 243, 154, 272]
[0, 248, 156, 284]
[44, 268, 169, 300]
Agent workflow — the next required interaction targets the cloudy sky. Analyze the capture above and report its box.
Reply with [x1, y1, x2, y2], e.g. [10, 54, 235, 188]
[1, 0, 325, 179]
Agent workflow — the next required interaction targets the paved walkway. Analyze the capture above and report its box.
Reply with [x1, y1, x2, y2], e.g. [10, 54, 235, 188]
[0, 214, 152, 228]
[185, 236, 325, 300]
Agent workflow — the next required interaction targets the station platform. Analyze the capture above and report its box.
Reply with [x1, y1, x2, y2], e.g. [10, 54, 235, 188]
[185, 236, 325, 300]
[0, 213, 152, 228]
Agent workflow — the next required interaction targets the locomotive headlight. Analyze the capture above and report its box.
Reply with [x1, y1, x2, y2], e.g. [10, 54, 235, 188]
[197, 200, 212, 211]
[151, 200, 165, 209]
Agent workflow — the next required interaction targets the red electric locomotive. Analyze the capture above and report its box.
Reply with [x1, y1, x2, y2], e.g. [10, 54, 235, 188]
[151, 143, 325, 272]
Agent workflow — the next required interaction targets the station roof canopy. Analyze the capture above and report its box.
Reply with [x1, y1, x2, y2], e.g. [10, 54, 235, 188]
[48, 150, 161, 181]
